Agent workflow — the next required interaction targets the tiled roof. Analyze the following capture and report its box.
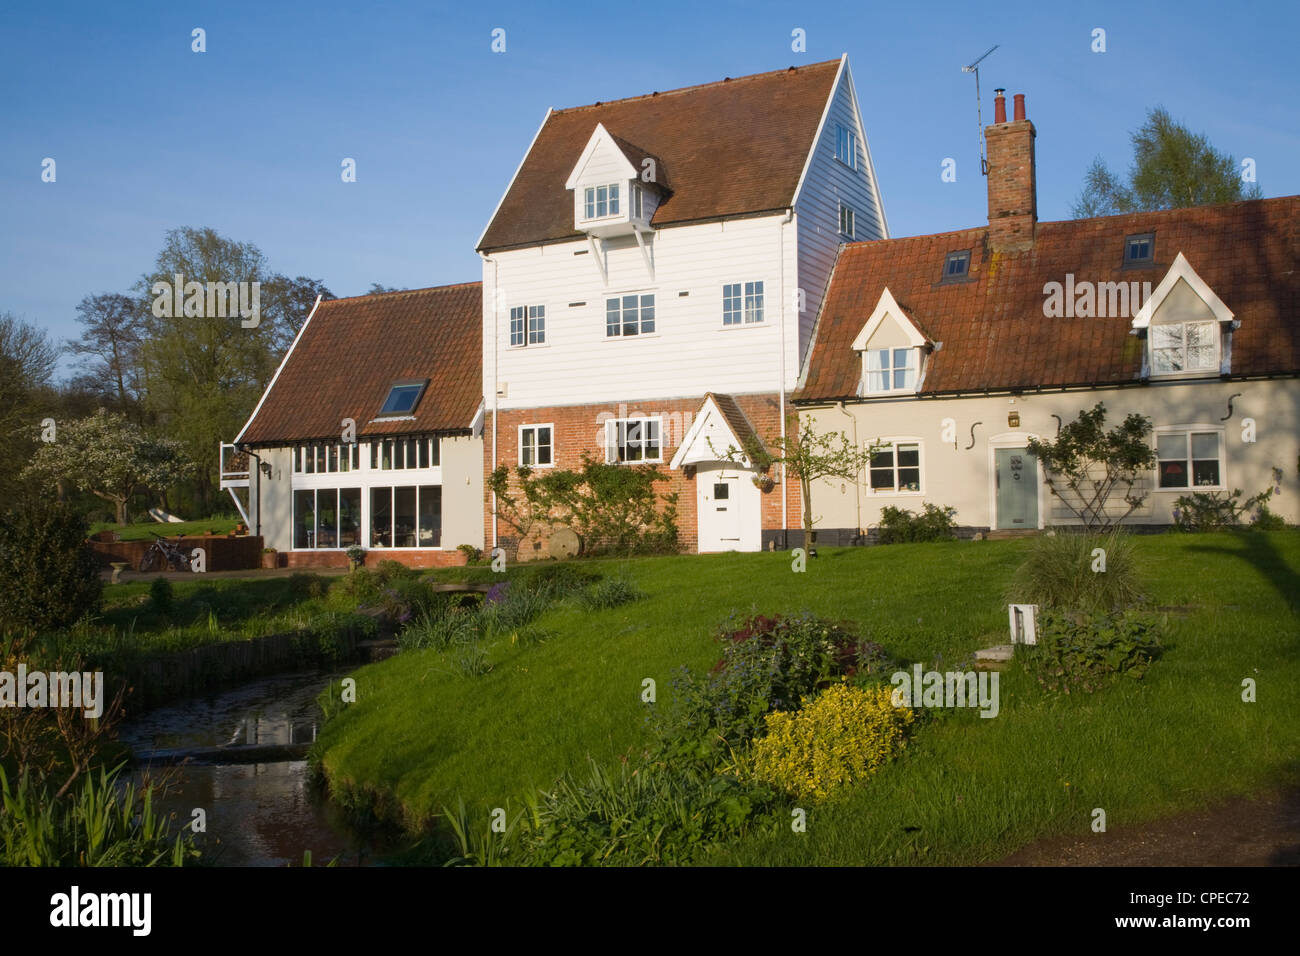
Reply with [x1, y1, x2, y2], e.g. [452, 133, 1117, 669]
[707, 392, 763, 454]
[478, 59, 843, 251]
[797, 196, 1300, 402]
[238, 283, 482, 445]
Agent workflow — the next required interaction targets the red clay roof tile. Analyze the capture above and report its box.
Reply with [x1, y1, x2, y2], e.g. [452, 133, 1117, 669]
[478, 60, 842, 251]
[797, 197, 1300, 402]
[238, 282, 482, 445]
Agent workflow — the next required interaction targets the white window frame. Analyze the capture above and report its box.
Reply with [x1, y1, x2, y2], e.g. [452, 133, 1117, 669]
[863, 347, 919, 394]
[839, 202, 856, 239]
[1149, 320, 1219, 376]
[290, 439, 445, 550]
[293, 442, 361, 474]
[632, 184, 644, 219]
[583, 183, 621, 221]
[1154, 425, 1226, 492]
[509, 304, 545, 347]
[519, 424, 554, 468]
[605, 292, 656, 337]
[835, 123, 857, 169]
[867, 439, 924, 495]
[605, 416, 663, 464]
[370, 437, 441, 471]
[721, 280, 764, 326]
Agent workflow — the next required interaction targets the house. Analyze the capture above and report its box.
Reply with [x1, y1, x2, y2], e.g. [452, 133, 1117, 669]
[478, 55, 886, 555]
[795, 91, 1300, 540]
[222, 283, 485, 567]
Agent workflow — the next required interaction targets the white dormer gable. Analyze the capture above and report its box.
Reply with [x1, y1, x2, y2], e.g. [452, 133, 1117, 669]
[852, 287, 929, 396]
[565, 123, 657, 240]
[1131, 252, 1235, 377]
[565, 123, 638, 190]
[670, 395, 754, 469]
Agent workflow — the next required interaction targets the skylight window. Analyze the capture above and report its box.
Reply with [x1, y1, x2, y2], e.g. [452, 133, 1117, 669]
[942, 250, 971, 281]
[1125, 233, 1155, 266]
[379, 381, 426, 416]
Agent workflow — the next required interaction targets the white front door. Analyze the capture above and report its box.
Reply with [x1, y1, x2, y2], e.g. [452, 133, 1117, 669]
[697, 466, 760, 552]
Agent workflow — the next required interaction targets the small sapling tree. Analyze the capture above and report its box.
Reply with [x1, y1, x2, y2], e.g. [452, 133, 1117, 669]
[1026, 402, 1157, 531]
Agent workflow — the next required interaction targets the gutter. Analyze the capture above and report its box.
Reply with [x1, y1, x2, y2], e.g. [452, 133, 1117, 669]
[482, 252, 500, 551]
[779, 208, 793, 543]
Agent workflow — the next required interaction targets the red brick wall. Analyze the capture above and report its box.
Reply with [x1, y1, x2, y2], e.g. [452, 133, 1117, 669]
[985, 119, 1037, 253]
[282, 549, 469, 569]
[482, 393, 803, 554]
[91, 535, 263, 571]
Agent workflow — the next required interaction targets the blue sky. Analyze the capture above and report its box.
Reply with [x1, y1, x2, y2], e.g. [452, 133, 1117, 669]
[3, 0, 1297, 376]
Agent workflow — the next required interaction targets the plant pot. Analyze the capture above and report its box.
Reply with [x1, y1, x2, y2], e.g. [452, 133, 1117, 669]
[261, 552, 279, 569]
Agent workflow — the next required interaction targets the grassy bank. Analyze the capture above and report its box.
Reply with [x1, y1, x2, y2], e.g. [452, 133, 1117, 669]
[89, 517, 242, 540]
[312, 531, 1300, 863]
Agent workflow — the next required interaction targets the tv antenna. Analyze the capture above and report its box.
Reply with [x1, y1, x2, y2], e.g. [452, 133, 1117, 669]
[962, 44, 999, 175]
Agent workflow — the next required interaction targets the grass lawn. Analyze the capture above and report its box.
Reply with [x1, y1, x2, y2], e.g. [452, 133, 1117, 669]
[49, 572, 360, 664]
[89, 517, 242, 540]
[312, 531, 1300, 863]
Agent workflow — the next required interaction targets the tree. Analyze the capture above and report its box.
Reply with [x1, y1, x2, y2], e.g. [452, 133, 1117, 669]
[23, 410, 192, 525]
[1026, 402, 1157, 531]
[67, 292, 145, 417]
[713, 420, 882, 551]
[134, 227, 278, 515]
[261, 274, 334, 356]
[1071, 107, 1262, 218]
[367, 283, 407, 295]
[0, 313, 59, 498]
[0, 496, 101, 634]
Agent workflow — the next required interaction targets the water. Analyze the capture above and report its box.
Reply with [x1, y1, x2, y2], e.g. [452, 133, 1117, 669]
[119, 669, 378, 867]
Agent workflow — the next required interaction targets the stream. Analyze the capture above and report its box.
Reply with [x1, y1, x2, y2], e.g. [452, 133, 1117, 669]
[119, 669, 378, 867]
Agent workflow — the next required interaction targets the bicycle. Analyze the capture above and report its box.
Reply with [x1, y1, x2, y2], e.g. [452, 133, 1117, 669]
[139, 533, 193, 573]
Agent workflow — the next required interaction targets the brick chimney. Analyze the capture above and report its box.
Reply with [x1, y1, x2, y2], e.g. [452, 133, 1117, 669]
[986, 90, 1036, 253]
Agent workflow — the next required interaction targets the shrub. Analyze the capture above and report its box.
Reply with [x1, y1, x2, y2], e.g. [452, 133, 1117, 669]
[399, 604, 480, 651]
[1021, 608, 1161, 693]
[0, 497, 101, 635]
[0, 764, 199, 866]
[1012, 529, 1143, 613]
[1252, 504, 1288, 530]
[456, 544, 483, 564]
[752, 682, 915, 801]
[1173, 487, 1274, 531]
[490, 453, 680, 556]
[653, 613, 892, 766]
[516, 757, 780, 867]
[877, 503, 958, 544]
[149, 576, 174, 615]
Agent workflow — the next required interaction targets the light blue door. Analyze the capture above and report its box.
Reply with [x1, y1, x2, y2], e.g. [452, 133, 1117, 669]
[995, 447, 1038, 530]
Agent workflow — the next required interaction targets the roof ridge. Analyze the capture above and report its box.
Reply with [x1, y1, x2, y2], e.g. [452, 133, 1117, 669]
[323, 280, 482, 306]
[552, 58, 842, 115]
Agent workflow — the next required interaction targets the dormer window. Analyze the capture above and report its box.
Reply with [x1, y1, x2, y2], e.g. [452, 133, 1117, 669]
[1151, 321, 1218, 374]
[1125, 232, 1155, 266]
[865, 348, 918, 393]
[942, 250, 971, 281]
[378, 380, 426, 416]
[584, 183, 621, 221]
[851, 287, 929, 397]
[1131, 253, 1234, 380]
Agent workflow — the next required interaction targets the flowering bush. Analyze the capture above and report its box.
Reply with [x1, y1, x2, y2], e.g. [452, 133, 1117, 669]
[752, 682, 915, 801]
[652, 613, 893, 767]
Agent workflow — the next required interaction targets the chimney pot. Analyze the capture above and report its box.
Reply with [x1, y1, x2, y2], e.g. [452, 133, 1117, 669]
[984, 89, 1036, 253]
[993, 89, 1006, 124]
